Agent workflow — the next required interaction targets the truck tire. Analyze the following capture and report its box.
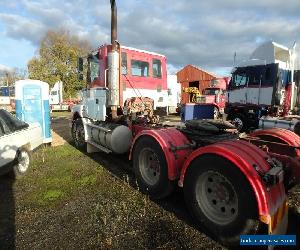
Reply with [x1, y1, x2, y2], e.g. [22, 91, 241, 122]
[183, 154, 259, 246]
[231, 114, 247, 132]
[133, 136, 174, 199]
[12, 148, 31, 177]
[72, 119, 86, 150]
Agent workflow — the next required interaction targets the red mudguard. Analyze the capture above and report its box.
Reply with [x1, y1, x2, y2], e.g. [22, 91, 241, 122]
[249, 128, 300, 183]
[129, 127, 192, 180]
[179, 140, 287, 230]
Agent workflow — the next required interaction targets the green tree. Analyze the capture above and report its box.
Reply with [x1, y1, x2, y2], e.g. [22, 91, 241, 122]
[28, 30, 91, 97]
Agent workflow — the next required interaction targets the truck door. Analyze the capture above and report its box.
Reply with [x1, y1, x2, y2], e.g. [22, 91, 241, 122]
[227, 69, 249, 104]
[245, 66, 263, 105]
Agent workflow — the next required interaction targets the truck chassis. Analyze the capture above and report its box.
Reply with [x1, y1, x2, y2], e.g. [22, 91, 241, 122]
[71, 109, 300, 246]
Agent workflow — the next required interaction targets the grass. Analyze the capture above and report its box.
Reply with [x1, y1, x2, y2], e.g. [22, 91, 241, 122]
[12, 144, 224, 249]
[16, 144, 104, 207]
[50, 111, 71, 118]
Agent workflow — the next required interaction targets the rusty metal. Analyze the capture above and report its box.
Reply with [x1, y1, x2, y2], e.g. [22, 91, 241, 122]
[110, 0, 117, 51]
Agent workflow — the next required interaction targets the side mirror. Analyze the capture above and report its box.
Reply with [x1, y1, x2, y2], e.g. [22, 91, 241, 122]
[78, 57, 83, 72]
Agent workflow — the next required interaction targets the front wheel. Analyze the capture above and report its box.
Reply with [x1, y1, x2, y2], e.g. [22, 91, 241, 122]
[183, 155, 259, 246]
[231, 114, 246, 132]
[133, 136, 174, 199]
[72, 118, 86, 150]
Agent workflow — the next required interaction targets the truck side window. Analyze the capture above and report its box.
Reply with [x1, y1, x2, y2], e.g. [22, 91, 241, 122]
[262, 65, 277, 86]
[152, 59, 162, 78]
[89, 54, 100, 82]
[121, 52, 127, 75]
[131, 60, 149, 77]
[265, 67, 271, 81]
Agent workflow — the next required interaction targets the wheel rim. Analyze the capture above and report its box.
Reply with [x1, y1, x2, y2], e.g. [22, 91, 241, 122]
[74, 123, 85, 147]
[233, 117, 243, 130]
[138, 148, 161, 186]
[17, 151, 30, 173]
[195, 170, 238, 225]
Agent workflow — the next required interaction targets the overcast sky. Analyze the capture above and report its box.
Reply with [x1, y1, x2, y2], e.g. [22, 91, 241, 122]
[1, 0, 300, 76]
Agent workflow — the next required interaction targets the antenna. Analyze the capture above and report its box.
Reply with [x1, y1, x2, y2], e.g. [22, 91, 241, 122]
[233, 52, 237, 67]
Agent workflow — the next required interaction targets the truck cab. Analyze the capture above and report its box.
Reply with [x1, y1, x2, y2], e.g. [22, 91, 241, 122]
[198, 77, 229, 117]
[225, 41, 299, 131]
[81, 45, 168, 111]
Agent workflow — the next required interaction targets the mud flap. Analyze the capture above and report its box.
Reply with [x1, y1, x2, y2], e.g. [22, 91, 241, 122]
[267, 200, 289, 250]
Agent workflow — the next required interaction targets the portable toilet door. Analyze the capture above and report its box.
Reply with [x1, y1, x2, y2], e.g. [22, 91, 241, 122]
[15, 80, 52, 143]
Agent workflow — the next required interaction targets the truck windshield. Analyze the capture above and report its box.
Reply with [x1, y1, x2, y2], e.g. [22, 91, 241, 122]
[203, 88, 220, 95]
[232, 73, 248, 87]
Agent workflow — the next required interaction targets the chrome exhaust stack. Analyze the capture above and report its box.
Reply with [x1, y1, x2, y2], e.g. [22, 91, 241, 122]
[108, 0, 120, 119]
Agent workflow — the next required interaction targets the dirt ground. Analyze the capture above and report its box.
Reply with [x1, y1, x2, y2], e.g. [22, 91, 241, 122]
[51, 115, 300, 235]
[0, 113, 299, 249]
[49, 114, 300, 248]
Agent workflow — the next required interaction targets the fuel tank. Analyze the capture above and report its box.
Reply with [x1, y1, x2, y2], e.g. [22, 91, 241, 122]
[90, 122, 132, 154]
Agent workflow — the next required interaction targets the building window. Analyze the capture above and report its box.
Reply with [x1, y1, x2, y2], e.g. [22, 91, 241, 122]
[131, 60, 149, 77]
[121, 52, 127, 75]
[152, 59, 162, 78]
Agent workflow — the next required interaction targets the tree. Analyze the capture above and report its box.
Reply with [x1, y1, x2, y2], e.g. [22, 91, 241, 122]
[0, 68, 27, 86]
[28, 30, 91, 97]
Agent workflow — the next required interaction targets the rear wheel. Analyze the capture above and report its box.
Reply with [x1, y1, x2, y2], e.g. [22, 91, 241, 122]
[183, 155, 259, 246]
[133, 136, 174, 199]
[72, 118, 86, 150]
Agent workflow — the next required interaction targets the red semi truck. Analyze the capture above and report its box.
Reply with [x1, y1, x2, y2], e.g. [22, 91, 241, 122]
[71, 0, 300, 247]
[199, 77, 229, 117]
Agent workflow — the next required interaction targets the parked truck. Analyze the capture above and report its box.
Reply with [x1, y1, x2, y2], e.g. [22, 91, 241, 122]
[198, 77, 229, 117]
[182, 77, 229, 118]
[49, 81, 77, 111]
[0, 86, 15, 112]
[225, 41, 300, 134]
[71, 1, 300, 247]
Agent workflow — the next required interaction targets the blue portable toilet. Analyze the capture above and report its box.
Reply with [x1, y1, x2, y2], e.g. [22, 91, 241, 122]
[15, 80, 52, 143]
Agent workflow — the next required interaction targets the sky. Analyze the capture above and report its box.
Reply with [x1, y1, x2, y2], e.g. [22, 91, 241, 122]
[1, 0, 300, 76]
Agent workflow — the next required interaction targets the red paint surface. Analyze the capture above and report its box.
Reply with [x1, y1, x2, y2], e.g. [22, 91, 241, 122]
[91, 45, 167, 91]
[250, 128, 300, 155]
[129, 125, 288, 220]
[130, 126, 192, 180]
[250, 128, 300, 182]
[179, 140, 286, 218]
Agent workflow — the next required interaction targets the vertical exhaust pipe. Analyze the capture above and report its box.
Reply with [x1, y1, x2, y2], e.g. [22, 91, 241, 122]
[111, 0, 117, 51]
[108, 0, 120, 119]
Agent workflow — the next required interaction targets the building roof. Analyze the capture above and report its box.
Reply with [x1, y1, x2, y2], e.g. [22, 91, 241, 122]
[176, 64, 217, 83]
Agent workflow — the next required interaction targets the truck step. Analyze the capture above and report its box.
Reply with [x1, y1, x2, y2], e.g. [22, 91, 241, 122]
[86, 140, 112, 154]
